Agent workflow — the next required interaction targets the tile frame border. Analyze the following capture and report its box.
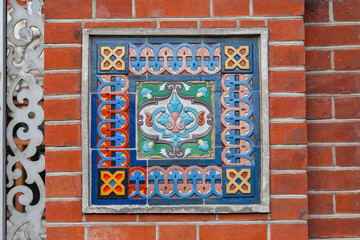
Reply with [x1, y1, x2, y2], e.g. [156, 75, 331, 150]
[81, 28, 269, 213]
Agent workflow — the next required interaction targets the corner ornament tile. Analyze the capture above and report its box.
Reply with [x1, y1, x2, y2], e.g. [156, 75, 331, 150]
[100, 46, 126, 71]
[224, 46, 250, 70]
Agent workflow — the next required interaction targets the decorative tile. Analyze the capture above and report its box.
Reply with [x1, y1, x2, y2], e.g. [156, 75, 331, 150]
[96, 43, 129, 74]
[222, 166, 255, 198]
[129, 42, 221, 75]
[100, 46, 126, 71]
[98, 168, 128, 199]
[221, 43, 253, 73]
[89, 36, 262, 209]
[136, 81, 215, 160]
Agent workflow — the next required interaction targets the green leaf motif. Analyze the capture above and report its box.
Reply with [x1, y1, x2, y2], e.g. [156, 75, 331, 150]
[180, 113, 194, 125]
[156, 113, 170, 125]
[168, 93, 183, 114]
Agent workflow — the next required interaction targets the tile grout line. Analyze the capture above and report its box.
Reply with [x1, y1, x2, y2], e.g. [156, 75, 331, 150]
[196, 225, 200, 240]
[45, 16, 304, 23]
[331, 96, 336, 119]
[332, 145, 336, 166]
[46, 220, 308, 227]
[92, 0, 96, 19]
[329, 0, 334, 22]
[304, 21, 360, 26]
[156, 225, 159, 240]
[210, 0, 214, 17]
[249, 0, 253, 16]
[132, 0, 136, 18]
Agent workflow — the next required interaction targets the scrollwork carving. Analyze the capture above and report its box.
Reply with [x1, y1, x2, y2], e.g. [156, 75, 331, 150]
[7, 0, 45, 239]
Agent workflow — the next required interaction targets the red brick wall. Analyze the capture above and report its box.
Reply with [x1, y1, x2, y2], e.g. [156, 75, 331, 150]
[305, 0, 360, 238]
[43, 0, 309, 239]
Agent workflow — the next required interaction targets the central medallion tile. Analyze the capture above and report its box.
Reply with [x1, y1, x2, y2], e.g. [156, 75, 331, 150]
[136, 81, 215, 160]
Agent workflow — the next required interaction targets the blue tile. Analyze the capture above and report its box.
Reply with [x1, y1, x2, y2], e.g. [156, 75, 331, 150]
[89, 36, 262, 207]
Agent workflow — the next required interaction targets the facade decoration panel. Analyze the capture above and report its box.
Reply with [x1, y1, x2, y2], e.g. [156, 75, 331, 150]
[82, 29, 269, 213]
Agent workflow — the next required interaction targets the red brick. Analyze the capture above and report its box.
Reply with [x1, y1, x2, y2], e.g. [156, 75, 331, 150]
[305, 50, 331, 71]
[309, 218, 360, 238]
[45, 99, 81, 121]
[270, 97, 306, 118]
[308, 122, 360, 143]
[306, 97, 332, 120]
[304, 0, 329, 22]
[336, 193, 360, 213]
[239, 20, 266, 27]
[213, 0, 249, 16]
[269, 71, 306, 93]
[335, 49, 360, 70]
[46, 175, 82, 198]
[269, 45, 305, 67]
[45, 124, 81, 147]
[306, 73, 360, 94]
[84, 21, 157, 28]
[218, 213, 268, 221]
[334, 0, 360, 21]
[45, 23, 82, 44]
[45, 150, 81, 172]
[201, 20, 237, 28]
[44, 72, 81, 95]
[139, 214, 216, 222]
[159, 225, 196, 240]
[268, 20, 304, 41]
[308, 146, 333, 167]
[47, 226, 84, 240]
[96, 0, 132, 18]
[136, 0, 210, 18]
[336, 146, 360, 166]
[46, 201, 82, 222]
[200, 224, 267, 240]
[271, 198, 308, 220]
[308, 170, 360, 191]
[88, 226, 156, 240]
[271, 224, 308, 240]
[45, 0, 92, 19]
[270, 148, 307, 170]
[253, 0, 304, 16]
[270, 123, 307, 145]
[7, 0, 29, 7]
[308, 194, 333, 215]
[160, 21, 197, 28]
[44, 47, 81, 70]
[85, 214, 137, 222]
[305, 25, 360, 46]
[271, 173, 308, 194]
[335, 97, 360, 119]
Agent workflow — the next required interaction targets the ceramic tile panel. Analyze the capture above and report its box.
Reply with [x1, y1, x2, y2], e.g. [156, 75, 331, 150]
[84, 32, 267, 212]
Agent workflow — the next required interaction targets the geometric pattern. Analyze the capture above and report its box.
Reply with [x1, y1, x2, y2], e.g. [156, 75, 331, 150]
[222, 43, 253, 73]
[101, 46, 126, 71]
[225, 169, 251, 194]
[224, 46, 250, 70]
[90, 37, 261, 206]
[222, 166, 255, 198]
[100, 170, 126, 196]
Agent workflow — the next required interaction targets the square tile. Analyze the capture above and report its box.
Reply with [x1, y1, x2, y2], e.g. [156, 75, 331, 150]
[87, 35, 264, 211]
